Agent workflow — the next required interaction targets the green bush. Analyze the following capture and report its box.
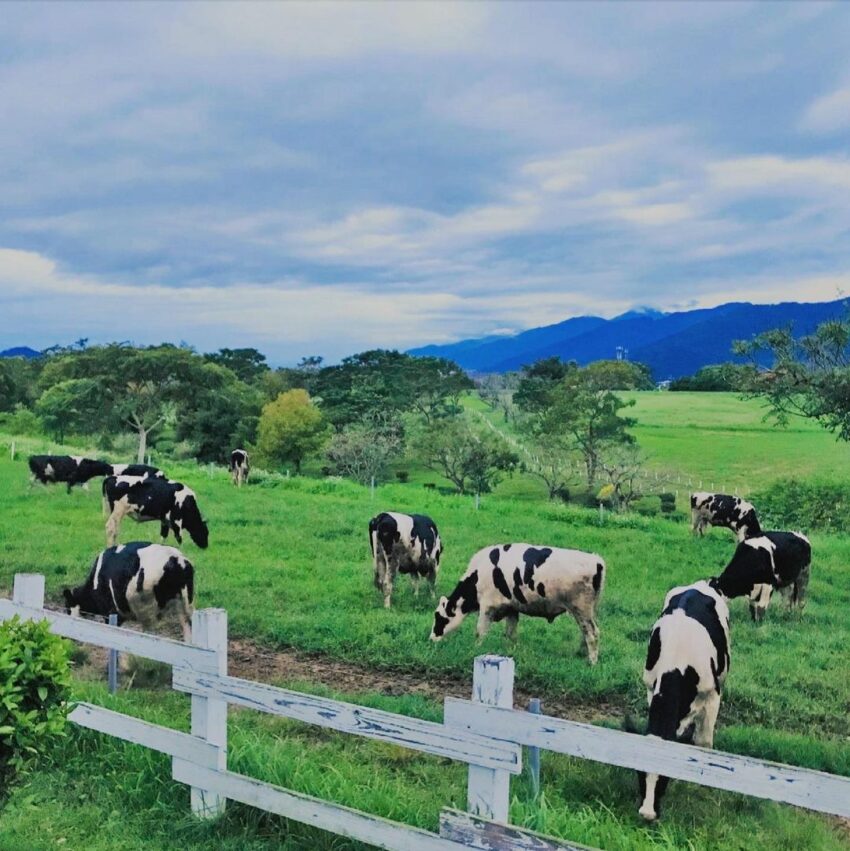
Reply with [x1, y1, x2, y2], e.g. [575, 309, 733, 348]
[0, 617, 72, 790]
[753, 478, 850, 533]
[659, 492, 676, 514]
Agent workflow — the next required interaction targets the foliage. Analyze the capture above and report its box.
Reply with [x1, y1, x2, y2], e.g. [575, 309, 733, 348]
[669, 364, 746, 392]
[522, 426, 580, 501]
[735, 315, 850, 440]
[325, 423, 402, 485]
[513, 357, 575, 412]
[752, 478, 850, 533]
[256, 389, 328, 473]
[582, 360, 654, 390]
[203, 348, 269, 384]
[596, 444, 647, 511]
[477, 372, 519, 422]
[0, 357, 43, 411]
[411, 418, 518, 494]
[0, 617, 71, 791]
[35, 379, 103, 442]
[0, 404, 42, 436]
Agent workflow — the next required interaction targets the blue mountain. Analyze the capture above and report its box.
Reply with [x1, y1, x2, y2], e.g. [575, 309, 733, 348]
[409, 298, 848, 379]
[0, 346, 41, 359]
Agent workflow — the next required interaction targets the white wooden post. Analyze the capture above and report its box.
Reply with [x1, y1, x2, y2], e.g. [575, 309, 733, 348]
[189, 608, 228, 818]
[10, 440, 15, 460]
[527, 698, 541, 799]
[107, 613, 119, 694]
[465, 655, 514, 822]
[13, 573, 45, 609]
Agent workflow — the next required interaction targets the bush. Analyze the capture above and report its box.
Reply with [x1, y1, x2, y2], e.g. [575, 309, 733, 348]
[753, 478, 850, 533]
[659, 492, 676, 514]
[0, 617, 71, 792]
[395, 470, 409, 483]
[0, 405, 42, 436]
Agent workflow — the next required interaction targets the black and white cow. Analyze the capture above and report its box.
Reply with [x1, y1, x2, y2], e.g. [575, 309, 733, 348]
[638, 580, 731, 821]
[28, 455, 112, 493]
[710, 531, 812, 622]
[109, 463, 165, 479]
[430, 544, 605, 665]
[102, 475, 209, 549]
[63, 542, 194, 641]
[690, 492, 762, 541]
[368, 511, 442, 608]
[229, 449, 249, 487]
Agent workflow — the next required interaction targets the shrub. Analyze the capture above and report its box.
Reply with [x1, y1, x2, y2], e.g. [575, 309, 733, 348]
[659, 492, 676, 514]
[0, 617, 72, 792]
[753, 478, 850, 533]
[395, 470, 409, 483]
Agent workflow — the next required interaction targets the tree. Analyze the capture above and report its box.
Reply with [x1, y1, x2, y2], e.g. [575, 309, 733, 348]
[325, 423, 402, 484]
[669, 364, 746, 392]
[256, 389, 328, 473]
[513, 357, 576, 413]
[477, 372, 519, 422]
[597, 444, 647, 512]
[35, 379, 102, 442]
[204, 348, 269, 384]
[583, 360, 654, 390]
[524, 429, 580, 501]
[734, 316, 850, 440]
[412, 418, 518, 495]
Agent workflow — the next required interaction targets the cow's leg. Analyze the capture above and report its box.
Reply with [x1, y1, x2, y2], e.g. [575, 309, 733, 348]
[161, 521, 170, 541]
[412, 575, 421, 597]
[694, 691, 721, 749]
[178, 588, 194, 643]
[382, 561, 397, 609]
[503, 611, 519, 641]
[105, 503, 129, 547]
[573, 613, 600, 665]
[427, 569, 437, 599]
[748, 583, 773, 622]
[792, 564, 811, 613]
[475, 610, 492, 639]
[373, 552, 384, 591]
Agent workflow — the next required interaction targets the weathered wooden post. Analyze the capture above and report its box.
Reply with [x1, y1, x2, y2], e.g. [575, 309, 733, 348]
[13, 573, 44, 609]
[10, 440, 15, 460]
[107, 613, 119, 694]
[527, 697, 541, 799]
[189, 608, 228, 818]
[370, 476, 376, 499]
[465, 655, 514, 822]
[475, 492, 480, 511]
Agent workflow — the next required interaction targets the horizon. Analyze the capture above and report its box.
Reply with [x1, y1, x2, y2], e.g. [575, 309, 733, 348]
[2, 2, 849, 361]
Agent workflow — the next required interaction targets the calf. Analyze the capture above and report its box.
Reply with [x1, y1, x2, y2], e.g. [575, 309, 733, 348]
[430, 544, 605, 665]
[638, 580, 730, 821]
[368, 511, 442, 608]
[63, 542, 194, 641]
[103, 475, 209, 549]
[29, 455, 112, 493]
[229, 449, 250, 487]
[710, 531, 811, 622]
[109, 463, 165, 479]
[690, 492, 762, 541]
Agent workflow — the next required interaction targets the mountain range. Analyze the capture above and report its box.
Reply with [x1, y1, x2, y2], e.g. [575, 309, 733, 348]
[409, 298, 848, 378]
[0, 346, 41, 359]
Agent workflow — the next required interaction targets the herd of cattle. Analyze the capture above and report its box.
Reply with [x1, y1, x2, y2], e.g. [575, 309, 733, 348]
[25, 453, 812, 822]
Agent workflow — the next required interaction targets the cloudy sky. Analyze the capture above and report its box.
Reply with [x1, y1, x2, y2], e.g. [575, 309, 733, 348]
[1, 2, 849, 362]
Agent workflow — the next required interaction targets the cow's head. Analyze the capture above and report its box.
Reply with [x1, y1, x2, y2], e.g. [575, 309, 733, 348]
[430, 596, 464, 641]
[713, 538, 774, 599]
[182, 496, 209, 549]
[63, 587, 83, 617]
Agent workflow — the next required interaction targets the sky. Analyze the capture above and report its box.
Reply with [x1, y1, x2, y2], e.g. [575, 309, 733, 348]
[1, 1, 849, 363]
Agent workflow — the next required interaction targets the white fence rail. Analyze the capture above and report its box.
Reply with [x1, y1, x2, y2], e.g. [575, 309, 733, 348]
[3, 572, 850, 851]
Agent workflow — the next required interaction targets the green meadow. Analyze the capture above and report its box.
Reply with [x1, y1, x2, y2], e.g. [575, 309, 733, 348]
[0, 391, 848, 850]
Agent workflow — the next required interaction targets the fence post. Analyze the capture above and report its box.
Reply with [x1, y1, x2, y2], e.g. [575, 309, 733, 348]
[107, 613, 119, 694]
[189, 608, 228, 818]
[10, 440, 15, 460]
[13, 573, 45, 609]
[527, 698, 541, 799]
[466, 655, 514, 822]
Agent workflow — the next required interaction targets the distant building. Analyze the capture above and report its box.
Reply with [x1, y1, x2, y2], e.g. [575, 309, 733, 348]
[615, 346, 629, 361]
[656, 379, 672, 390]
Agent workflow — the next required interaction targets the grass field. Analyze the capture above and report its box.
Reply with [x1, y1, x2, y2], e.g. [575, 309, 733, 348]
[0, 393, 848, 850]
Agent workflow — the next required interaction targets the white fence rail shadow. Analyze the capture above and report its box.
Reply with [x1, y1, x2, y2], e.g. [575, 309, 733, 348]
[2, 572, 849, 851]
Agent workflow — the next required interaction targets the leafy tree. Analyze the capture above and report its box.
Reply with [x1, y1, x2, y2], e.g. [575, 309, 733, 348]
[734, 316, 850, 441]
[407, 357, 473, 422]
[0, 363, 16, 413]
[524, 429, 580, 500]
[35, 379, 102, 443]
[204, 348, 269, 384]
[669, 364, 745, 392]
[583, 359, 654, 390]
[477, 372, 519, 422]
[256, 389, 328, 473]
[412, 418, 518, 495]
[597, 444, 647, 512]
[325, 423, 402, 485]
[513, 357, 577, 413]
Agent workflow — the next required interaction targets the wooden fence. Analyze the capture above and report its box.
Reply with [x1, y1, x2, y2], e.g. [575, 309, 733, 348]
[2, 573, 849, 851]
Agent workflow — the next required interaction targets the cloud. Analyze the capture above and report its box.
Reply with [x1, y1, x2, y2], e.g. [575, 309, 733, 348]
[801, 84, 850, 134]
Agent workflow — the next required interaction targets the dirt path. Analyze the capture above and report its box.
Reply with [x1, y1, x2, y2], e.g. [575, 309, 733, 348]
[77, 632, 623, 724]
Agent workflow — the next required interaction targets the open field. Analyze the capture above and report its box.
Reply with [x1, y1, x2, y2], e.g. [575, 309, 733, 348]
[0, 408, 849, 849]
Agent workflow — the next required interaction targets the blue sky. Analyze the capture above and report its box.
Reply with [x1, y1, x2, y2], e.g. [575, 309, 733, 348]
[1, 1, 849, 363]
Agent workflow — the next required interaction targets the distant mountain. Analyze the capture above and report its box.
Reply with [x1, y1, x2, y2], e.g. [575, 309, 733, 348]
[409, 298, 848, 379]
[0, 346, 40, 359]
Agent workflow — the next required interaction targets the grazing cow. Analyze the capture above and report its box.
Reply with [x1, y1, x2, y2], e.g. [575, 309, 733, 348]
[63, 542, 194, 642]
[430, 544, 605, 665]
[109, 463, 165, 479]
[368, 511, 442, 608]
[229, 449, 250, 487]
[103, 475, 209, 549]
[638, 580, 731, 821]
[690, 492, 762, 541]
[28, 455, 112, 493]
[710, 531, 812, 622]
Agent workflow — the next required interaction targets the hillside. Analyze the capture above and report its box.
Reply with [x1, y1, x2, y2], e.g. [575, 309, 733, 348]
[0, 346, 40, 359]
[410, 298, 848, 377]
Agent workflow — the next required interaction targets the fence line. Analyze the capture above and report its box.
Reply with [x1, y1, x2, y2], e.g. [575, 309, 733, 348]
[3, 573, 850, 851]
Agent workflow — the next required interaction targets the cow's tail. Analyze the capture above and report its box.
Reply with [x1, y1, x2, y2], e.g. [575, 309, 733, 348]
[368, 516, 379, 557]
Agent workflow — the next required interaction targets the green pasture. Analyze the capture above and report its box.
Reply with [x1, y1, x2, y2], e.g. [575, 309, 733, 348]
[0, 419, 848, 849]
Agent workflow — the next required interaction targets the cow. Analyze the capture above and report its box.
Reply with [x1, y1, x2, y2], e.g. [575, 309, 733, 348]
[690, 492, 762, 541]
[430, 544, 605, 665]
[368, 511, 442, 608]
[102, 475, 209, 549]
[709, 531, 812, 622]
[28, 455, 112, 493]
[63, 542, 194, 642]
[229, 449, 250, 487]
[638, 580, 731, 822]
[109, 463, 165, 479]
